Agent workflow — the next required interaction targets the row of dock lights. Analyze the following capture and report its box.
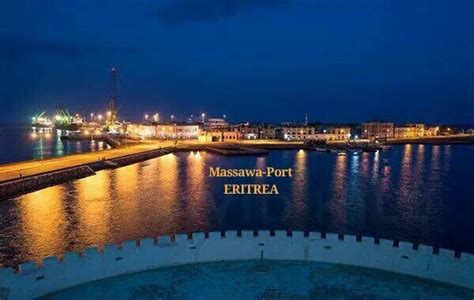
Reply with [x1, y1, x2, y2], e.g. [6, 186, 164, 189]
[143, 113, 209, 123]
[88, 113, 104, 122]
[143, 114, 160, 122]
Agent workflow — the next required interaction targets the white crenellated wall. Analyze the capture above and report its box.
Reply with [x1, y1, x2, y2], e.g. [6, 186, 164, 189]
[0, 231, 472, 299]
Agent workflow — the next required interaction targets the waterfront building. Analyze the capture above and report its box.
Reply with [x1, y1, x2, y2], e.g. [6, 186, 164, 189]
[230, 123, 277, 140]
[126, 123, 200, 139]
[126, 124, 156, 138]
[279, 125, 316, 141]
[438, 126, 456, 135]
[424, 126, 440, 136]
[206, 118, 228, 129]
[260, 125, 277, 139]
[314, 126, 351, 141]
[198, 129, 240, 142]
[361, 122, 394, 139]
[234, 124, 259, 140]
[394, 124, 425, 138]
[222, 131, 241, 141]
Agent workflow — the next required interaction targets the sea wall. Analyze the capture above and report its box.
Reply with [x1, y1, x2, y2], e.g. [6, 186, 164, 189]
[0, 166, 96, 200]
[109, 147, 174, 167]
[0, 230, 472, 299]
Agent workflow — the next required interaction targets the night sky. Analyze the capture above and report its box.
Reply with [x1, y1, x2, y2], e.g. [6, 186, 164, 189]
[0, 0, 473, 124]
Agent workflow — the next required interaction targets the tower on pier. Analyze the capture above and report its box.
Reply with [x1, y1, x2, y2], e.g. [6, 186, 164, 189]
[107, 66, 117, 129]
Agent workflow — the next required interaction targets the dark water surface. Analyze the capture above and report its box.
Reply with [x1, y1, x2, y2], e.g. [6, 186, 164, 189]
[0, 123, 110, 164]
[0, 146, 473, 267]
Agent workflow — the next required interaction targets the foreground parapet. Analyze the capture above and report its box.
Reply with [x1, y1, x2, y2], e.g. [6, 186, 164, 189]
[0, 231, 473, 299]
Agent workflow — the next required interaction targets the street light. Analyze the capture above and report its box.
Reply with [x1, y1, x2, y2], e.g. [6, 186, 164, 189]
[201, 113, 205, 123]
[98, 114, 103, 123]
[171, 115, 175, 122]
[90, 113, 94, 122]
[145, 114, 149, 121]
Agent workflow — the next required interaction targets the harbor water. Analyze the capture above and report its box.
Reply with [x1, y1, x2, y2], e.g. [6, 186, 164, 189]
[0, 144, 473, 267]
[0, 123, 110, 164]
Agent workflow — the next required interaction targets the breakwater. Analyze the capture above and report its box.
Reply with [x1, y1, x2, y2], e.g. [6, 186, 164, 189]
[176, 143, 303, 154]
[0, 166, 96, 200]
[0, 147, 176, 200]
[108, 146, 175, 167]
[205, 145, 269, 156]
[0, 230, 472, 299]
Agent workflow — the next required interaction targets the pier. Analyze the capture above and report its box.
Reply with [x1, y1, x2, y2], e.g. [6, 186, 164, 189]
[0, 141, 174, 200]
[205, 145, 269, 156]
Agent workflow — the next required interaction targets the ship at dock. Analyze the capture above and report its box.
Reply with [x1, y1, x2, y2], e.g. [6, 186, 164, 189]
[53, 106, 84, 131]
[31, 108, 84, 132]
[31, 112, 53, 130]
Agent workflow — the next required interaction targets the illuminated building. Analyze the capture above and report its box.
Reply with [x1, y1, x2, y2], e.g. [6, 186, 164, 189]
[222, 131, 240, 141]
[260, 125, 277, 139]
[205, 118, 228, 129]
[361, 122, 394, 139]
[394, 124, 425, 138]
[198, 129, 241, 142]
[424, 126, 440, 136]
[314, 126, 351, 141]
[239, 125, 260, 140]
[126, 123, 200, 139]
[279, 126, 315, 141]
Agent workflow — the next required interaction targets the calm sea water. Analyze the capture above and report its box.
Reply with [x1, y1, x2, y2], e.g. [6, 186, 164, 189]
[0, 123, 110, 164]
[0, 145, 473, 267]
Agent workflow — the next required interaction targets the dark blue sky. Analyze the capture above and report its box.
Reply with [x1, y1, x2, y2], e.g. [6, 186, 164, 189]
[0, 0, 473, 123]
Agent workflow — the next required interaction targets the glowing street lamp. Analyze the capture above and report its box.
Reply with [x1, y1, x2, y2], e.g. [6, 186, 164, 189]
[171, 115, 175, 122]
[98, 114, 103, 122]
[90, 113, 94, 122]
[144, 114, 149, 121]
[153, 113, 159, 122]
[201, 113, 205, 123]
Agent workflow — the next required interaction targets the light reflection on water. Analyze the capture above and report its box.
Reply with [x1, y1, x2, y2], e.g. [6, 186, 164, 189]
[0, 145, 473, 267]
[0, 124, 111, 164]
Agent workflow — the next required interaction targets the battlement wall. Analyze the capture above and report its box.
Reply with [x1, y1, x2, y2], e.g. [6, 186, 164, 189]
[0, 231, 472, 299]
